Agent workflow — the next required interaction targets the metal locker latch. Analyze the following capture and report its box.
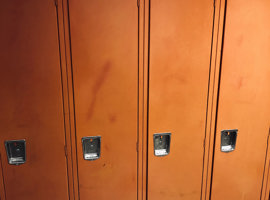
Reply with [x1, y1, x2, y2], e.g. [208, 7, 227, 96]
[5, 140, 26, 165]
[153, 133, 171, 157]
[82, 136, 101, 161]
[221, 129, 238, 152]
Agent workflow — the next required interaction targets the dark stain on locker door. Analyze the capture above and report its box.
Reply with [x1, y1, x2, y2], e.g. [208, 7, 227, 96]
[68, 0, 138, 199]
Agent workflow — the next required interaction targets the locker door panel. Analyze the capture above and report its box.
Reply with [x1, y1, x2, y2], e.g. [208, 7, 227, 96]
[148, 0, 214, 199]
[68, 0, 138, 199]
[0, 1, 69, 199]
[211, 0, 270, 199]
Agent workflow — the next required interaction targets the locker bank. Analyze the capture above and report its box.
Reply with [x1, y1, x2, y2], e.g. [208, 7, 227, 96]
[0, 0, 269, 200]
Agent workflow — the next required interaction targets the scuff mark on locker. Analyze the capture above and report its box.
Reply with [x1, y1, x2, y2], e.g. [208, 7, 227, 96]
[237, 77, 243, 89]
[108, 114, 117, 123]
[237, 35, 244, 46]
[87, 61, 112, 119]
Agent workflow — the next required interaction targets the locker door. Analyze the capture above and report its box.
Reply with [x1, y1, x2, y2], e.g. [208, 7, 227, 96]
[0, 1, 69, 200]
[68, 0, 138, 199]
[148, 0, 214, 199]
[211, 0, 270, 199]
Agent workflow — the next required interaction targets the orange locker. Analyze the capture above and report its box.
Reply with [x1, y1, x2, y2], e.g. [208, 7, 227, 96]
[0, 0, 70, 199]
[211, 0, 270, 199]
[68, 0, 138, 199]
[147, 0, 214, 199]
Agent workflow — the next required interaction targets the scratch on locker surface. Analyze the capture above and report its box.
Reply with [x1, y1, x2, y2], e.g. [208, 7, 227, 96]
[237, 76, 243, 89]
[87, 61, 112, 119]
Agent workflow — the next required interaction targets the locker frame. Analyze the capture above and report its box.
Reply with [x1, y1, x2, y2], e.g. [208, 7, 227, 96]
[200, 0, 227, 199]
[55, 0, 229, 199]
[137, 0, 150, 199]
[54, 0, 270, 199]
[55, 0, 80, 199]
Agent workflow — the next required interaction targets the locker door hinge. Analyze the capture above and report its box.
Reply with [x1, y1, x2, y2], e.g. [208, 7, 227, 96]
[137, 0, 140, 8]
[64, 145, 68, 157]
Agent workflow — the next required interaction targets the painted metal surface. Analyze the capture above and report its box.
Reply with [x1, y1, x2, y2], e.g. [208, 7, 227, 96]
[68, 0, 138, 199]
[211, 0, 270, 199]
[0, 0, 69, 199]
[147, 0, 214, 199]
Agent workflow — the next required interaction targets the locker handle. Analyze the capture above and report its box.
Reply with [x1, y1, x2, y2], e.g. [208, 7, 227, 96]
[82, 136, 101, 160]
[5, 139, 26, 165]
[153, 133, 171, 156]
[220, 129, 238, 152]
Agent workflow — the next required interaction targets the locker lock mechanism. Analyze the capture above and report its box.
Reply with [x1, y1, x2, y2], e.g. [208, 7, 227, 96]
[221, 129, 238, 153]
[5, 140, 26, 165]
[82, 136, 101, 161]
[153, 133, 171, 157]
